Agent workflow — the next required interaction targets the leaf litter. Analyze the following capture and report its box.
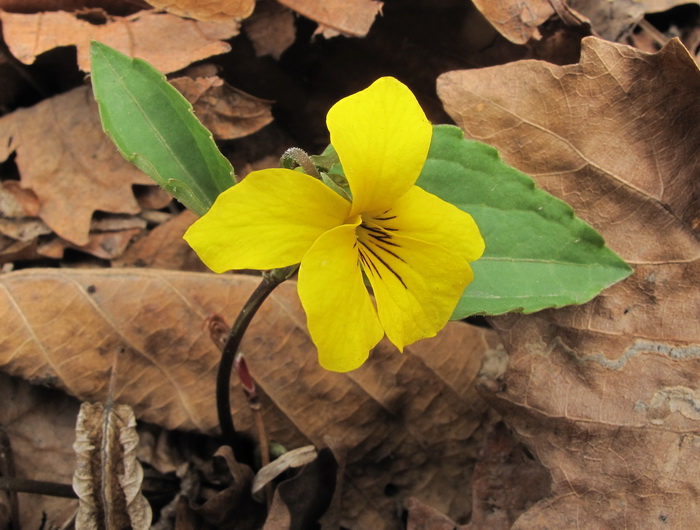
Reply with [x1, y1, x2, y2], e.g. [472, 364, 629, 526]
[0, 0, 698, 528]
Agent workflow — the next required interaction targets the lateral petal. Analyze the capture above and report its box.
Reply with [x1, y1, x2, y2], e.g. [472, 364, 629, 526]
[327, 77, 432, 216]
[184, 169, 350, 273]
[366, 185, 485, 264]
[359, 228, 473, 351]
[298, 224, 384, 372]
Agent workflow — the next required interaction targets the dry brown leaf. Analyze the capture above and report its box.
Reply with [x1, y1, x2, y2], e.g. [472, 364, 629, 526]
[470, 0, 555, 44]
[0, 9, 239, 73]
[0, 268, 500, 528]
[0, 218, 51, 242]
[568, 0, 646, 41]
[73, 402, 151, 529]
[405, 497, 468, 530]
[113, 209, 207, 271]
[0, 182, 39, 218]
[438, 37, 700, 527]
[464, 422, 550, 529]
[277, 0, 383, 38]
[170, 76, 274, 140]
[0, 86, 152, 246]
[471, 0, 591, 45]
[0, 0, 148, 14]
[38, 228, 143, 260]
[570, 0, 700, 42]
[144, 0, 254, 21]
[0, 373, 79, 528]
[438, 37, 699, 264]
[243, 0, 296, 59]
[181, 445, 263, 529]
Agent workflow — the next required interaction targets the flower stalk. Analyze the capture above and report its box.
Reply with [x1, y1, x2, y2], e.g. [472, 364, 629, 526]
[214, 265, 297, 464]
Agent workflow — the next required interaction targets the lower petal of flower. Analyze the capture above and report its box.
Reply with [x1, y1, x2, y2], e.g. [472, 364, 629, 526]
[298, 224, 384, 372]
[359, 230, 473, 351]
[184, 169, 350, 273]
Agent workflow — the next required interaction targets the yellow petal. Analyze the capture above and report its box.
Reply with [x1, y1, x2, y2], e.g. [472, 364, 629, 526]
[358, 226, 473, 351]
[184, 169, 350, 273]
[366, 185, 485, 264]
[327, 77, 432, 216]
[298, 224, 384, 372]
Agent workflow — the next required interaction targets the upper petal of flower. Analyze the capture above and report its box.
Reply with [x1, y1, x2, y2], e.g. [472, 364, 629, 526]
[298, 223, 384, 372]
[184, 168, 351, 273]
[367, 185, 485, 264]
[327, 77, 432, 216]
[358, 225, 473, 351]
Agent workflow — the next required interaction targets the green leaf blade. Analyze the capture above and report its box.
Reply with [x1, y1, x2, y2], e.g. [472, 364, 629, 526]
[90, 41, 234, 215]
[417, 125, 632, 318]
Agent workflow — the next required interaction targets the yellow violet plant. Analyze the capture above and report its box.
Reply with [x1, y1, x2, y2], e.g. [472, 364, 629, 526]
[183, 77, 485, 372]
[90, 41, 631, 456]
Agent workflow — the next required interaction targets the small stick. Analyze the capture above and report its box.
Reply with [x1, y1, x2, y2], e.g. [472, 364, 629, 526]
[0, 477, 76, 499]
[0, 429, 20, 529]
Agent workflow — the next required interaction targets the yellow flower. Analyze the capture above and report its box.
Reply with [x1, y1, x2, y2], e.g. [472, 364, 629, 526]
[184, 77, 484, 372]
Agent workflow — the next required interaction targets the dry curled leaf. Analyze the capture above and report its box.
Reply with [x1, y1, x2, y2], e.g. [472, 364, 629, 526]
[244, 0, 297, 59]
[438, 37, 700, 527]
[277, 0, 383, 38]
[0, 86, 152, 246]
[170, 76, 274, 140]
[470, 0, 556, 43]
[144, 0, 255, 21]
[252, 445, 317, 500]
[0, 268, 500, 528]
[73, 402, 151, 529]
[405, 497, 468, 530]
[0, 9, 239, 73]
[178, 445, 263, 529]
[114, 209, 207, 271]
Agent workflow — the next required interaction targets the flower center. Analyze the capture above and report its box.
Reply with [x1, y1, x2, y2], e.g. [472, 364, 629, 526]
[355, 211, 407, 289]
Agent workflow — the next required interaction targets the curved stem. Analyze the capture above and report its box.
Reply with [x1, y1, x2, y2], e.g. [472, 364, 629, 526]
[280, 147, 320, 179]
[217, 275, 283, 464]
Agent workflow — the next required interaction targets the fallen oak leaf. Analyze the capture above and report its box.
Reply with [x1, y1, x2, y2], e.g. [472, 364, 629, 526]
[0, 86, 152, 246]
[0, 1, 149, 14]
[0, 9, 239, 73]
[243, 0, 297, 60]
[437, 37, 699, 263]
[113, 209, 207, 271]
[471, 0, 587, 44]
[143, 0, 255, 22]
[37, 227, 143, 260]
[438, 37, 700, 527]
[169, 76, 274, 141]
[277, 0, 383, 38]
[0, 268, 500, 529]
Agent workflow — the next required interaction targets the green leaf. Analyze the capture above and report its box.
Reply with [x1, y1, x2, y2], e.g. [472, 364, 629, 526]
[417, 125, 633, 318]
[89, 41, 234, 215]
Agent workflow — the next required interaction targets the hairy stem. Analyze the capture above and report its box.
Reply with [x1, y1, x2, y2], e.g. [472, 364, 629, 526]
[280, 147, 320, 178]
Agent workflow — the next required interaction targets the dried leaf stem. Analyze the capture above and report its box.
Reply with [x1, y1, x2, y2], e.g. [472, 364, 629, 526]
[217, 266, 296, 464]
